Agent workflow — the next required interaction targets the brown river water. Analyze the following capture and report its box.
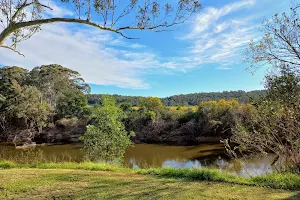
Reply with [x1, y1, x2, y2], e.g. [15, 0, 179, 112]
[0, 143, 276, 177]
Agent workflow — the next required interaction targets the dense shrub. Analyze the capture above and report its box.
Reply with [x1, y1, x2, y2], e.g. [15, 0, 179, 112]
[229, 66, 300, 173]
[124, 98, 255, 144]
[80, 95, 133, 162]
[197, 99, 255, 137]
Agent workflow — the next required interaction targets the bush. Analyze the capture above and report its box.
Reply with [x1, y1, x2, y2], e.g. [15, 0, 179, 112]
[197, 99, 255, 137]
[56, 117, 79, 128]
[80, 95, 133, 162]
[229, 67, 300, 173]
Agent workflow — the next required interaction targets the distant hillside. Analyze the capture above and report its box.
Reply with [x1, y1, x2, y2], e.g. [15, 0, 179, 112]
[88, 90, 266, 106]
[161, 90, 266, 106]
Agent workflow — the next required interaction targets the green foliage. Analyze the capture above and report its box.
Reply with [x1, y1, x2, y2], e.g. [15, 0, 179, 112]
[138, 97, 164, 112]
[0, 65, 90, 142]
[15, 85, 53, 133]
[162, 90, 266, 106]
[119, 102, 133, 113]
[56, 90, 88, 118]
[235, 5, 300, 173]
[198, 99, 255, 137]
[120, 98, 256, 145]
[0, 66, 28, 130]
[80, 95, 133, 162]
[264, 66, 300, 106]
[28, 64, 90, 114]
[230, 66, 300, 173]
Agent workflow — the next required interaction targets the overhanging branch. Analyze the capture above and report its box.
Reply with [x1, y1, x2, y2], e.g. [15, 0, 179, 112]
[1, 45, 25, 57]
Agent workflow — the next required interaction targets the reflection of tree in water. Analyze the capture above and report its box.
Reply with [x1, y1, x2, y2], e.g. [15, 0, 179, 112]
[123, 144, 229, 169]
[123, 144, 276, 177]
[0, 144, 84, 163]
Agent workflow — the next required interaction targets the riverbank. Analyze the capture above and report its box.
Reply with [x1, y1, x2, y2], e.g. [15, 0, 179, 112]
[0, 125, 222, 146]
[1, 161, 300, 191]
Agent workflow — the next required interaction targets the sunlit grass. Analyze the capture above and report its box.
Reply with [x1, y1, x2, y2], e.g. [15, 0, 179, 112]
[1, 160, 299, 190]
[0, 168, 299, 200]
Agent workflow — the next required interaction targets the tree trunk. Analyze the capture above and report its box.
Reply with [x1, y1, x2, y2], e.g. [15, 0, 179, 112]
[0, 27, 15, 46]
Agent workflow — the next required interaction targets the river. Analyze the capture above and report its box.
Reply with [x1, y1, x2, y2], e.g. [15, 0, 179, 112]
[0, 143, 276, 177]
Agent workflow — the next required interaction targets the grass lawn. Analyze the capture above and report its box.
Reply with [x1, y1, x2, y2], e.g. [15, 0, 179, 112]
[0, 168, 299, 200]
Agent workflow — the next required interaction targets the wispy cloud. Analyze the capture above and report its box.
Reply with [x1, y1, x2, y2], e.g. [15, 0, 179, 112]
[0, 0, 270, 90]
[0, 25, 165, 89]
[180, 0, 259, 69]
[0, 1, 171, 89]
[187, 0, 255, 37]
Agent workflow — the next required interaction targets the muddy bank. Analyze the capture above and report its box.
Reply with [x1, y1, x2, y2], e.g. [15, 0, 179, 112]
[0, 123, 87, 145]
[1, 125, 221, 146]
[132, 130, 221, 145]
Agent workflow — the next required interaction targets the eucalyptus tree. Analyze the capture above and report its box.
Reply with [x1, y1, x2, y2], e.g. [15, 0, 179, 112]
[0, 0, 201, 56]
[28, 64, 90, 109]
[0, 66, 28, 131]
[246, 3, 300, 71]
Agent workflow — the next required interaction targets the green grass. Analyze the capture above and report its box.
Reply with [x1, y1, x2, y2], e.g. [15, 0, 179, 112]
[1, 168, 299, 199]
[1, 160, 300, 191]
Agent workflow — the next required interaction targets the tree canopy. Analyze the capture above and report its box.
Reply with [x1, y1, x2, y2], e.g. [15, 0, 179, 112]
[0, 64, 89, 141]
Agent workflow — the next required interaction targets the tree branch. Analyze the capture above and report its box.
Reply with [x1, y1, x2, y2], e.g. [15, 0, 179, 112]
[0, 17, 137, 49]
[0, 45, 25, 57]
[11, 1, 53, 22]
[14, 18, 113, 32]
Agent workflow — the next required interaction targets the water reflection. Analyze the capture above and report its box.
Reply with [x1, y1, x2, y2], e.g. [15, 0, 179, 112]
[0, 143, 276, 177]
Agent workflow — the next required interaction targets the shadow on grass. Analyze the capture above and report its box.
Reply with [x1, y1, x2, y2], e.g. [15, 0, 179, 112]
[284, 192, 300, 200]
[73, 178, 191, 200]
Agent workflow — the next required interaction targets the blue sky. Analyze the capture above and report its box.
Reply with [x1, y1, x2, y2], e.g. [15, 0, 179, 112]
[0, 0, 291, 97]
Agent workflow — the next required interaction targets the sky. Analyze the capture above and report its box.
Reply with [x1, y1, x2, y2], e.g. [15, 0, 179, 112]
[0, 0, 292, 97]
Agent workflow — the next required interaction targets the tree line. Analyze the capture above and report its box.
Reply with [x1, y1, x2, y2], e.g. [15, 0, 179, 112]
[87, 90, 266, 106]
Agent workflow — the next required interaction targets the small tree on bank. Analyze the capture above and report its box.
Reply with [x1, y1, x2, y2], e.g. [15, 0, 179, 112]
[0, 0, 201, 55]
[226, 3, 300, 173]
[228, 66, 300, 173]
[80, 95, 133, 162]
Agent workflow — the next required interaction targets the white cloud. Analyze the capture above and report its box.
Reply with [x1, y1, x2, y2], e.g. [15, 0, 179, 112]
[180, 0, 259, 68]
[188, 0, 255, 37]
[0, 23, 161, 89]
[0, 0, 266, 90]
